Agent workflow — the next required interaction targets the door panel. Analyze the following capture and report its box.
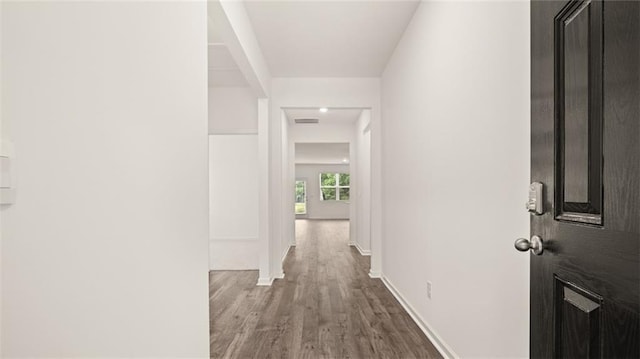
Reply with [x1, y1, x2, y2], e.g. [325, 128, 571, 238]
[554, 0, 603, 224]
[530, 1, 639, 358]
[555, 276, 603, 359]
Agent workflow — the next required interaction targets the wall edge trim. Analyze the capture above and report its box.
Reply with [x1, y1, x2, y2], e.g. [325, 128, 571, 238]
[256, 277, 274, 286]
[282, 244, 293, 264]
[349, 242, 371, 256]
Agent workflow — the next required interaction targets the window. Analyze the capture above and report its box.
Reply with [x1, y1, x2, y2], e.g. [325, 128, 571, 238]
[319, 173, 350, 201]
[295, 180, 307, 214]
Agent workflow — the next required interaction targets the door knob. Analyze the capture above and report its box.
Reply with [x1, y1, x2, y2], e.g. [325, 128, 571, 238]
[514, 235, 544, 255]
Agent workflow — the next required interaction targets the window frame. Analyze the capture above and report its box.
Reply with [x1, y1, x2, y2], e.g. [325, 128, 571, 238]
[319, 172, 350, 201]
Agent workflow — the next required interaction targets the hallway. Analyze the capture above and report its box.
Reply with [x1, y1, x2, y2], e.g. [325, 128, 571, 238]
[209, 220, 442, 358]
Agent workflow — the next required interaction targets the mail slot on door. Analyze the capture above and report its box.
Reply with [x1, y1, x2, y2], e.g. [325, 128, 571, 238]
[526, 182, 544, 215]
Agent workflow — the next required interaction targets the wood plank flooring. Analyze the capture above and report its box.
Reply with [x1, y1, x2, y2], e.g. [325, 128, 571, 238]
[209, 219, 442, 359]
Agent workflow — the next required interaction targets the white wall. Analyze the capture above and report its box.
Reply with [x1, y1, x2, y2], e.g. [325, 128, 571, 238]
[271, 78, 382, 281]
[209, 135, 259, 270]
[295, 164, 350, 220]
[380, 2, 530, 358]
[0, 2, 3, 353]
[208, 1, 271, 282]
[257, 99, 271, 284]
[1, 2, 209, 357]
[290, 122, 355, 143]
[208, 87, 260, 270]
[209, 87, 257, 134]
[355, 110, 371, 253]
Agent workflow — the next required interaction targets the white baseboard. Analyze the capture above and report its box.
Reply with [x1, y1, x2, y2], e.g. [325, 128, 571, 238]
[368, 270, 382, 278]
[282, 244, 292, 263]
[381, 275, 457, 359]
[352, 242, 371, 256]
[257, 272, 285, 286]
[268, 245, 292, 284]
[256, 277, 273, 286]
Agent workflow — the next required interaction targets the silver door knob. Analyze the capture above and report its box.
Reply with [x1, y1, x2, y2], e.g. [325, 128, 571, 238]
[514, 235, 544, 255]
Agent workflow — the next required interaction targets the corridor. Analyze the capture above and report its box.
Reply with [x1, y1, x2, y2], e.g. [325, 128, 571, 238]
[209, 220, 442, 358]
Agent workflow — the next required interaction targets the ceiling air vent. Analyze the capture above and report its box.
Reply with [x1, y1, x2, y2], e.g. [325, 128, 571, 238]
[294, 118, 319, 124]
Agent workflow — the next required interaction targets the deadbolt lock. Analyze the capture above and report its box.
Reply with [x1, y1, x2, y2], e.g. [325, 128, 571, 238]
[526, 182, 544, 215]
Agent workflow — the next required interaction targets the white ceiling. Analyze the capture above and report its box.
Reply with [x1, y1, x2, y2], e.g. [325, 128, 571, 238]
[244, 1, 420, 77]
[284, 108, 363, 125]
[295, 143, 350, 164]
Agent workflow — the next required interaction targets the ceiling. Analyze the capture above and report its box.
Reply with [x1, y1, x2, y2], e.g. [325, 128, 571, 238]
[244, 1, 420, 77]
[284, 108, 363, 125]
[295, 143, 350, 164]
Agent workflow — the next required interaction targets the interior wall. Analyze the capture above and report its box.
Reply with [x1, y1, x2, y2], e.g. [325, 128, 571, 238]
[290, 122, 355, 143]
[279, 112, 290, 271]
[355, 110, 371, 253]
[271, 78, 382, 281]
[209, 0, 272, 283]
[380, 2, 530, 358]
[257, 98, 271, 284]
[295, 164, 350, 220]
[0, 2, 209, 356]
[209, 134, 259, 270]
[0, 2, 3, 353]
[208, 87, 258, 133]
[208, 87, 260, 270]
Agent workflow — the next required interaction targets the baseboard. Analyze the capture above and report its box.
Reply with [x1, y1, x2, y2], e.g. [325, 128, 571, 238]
[272, 245, 292, 283]
[368, 270, 382, 278]
[352, 242, 371, 256]
[257, 272, 285, 286]
[256, 277, 273, 286]
[381, 275, 457, 359]
[282, 244, 292, 263]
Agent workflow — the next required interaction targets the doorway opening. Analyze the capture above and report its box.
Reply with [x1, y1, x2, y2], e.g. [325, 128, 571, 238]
[284, 108, 372, 262]
[295, 180, 307, 215]
[294, 142, 350, 224]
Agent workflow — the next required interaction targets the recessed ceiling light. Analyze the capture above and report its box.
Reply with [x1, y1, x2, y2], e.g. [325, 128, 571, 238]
[319, 107, 328, 113]
[342, 158, 349, 163]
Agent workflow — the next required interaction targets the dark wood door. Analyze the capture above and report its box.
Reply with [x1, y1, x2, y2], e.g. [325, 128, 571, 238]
[530, 0, 639, 358]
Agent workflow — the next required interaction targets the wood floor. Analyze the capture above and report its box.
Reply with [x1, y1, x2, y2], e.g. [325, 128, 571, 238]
[209, 219, 442, 359]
